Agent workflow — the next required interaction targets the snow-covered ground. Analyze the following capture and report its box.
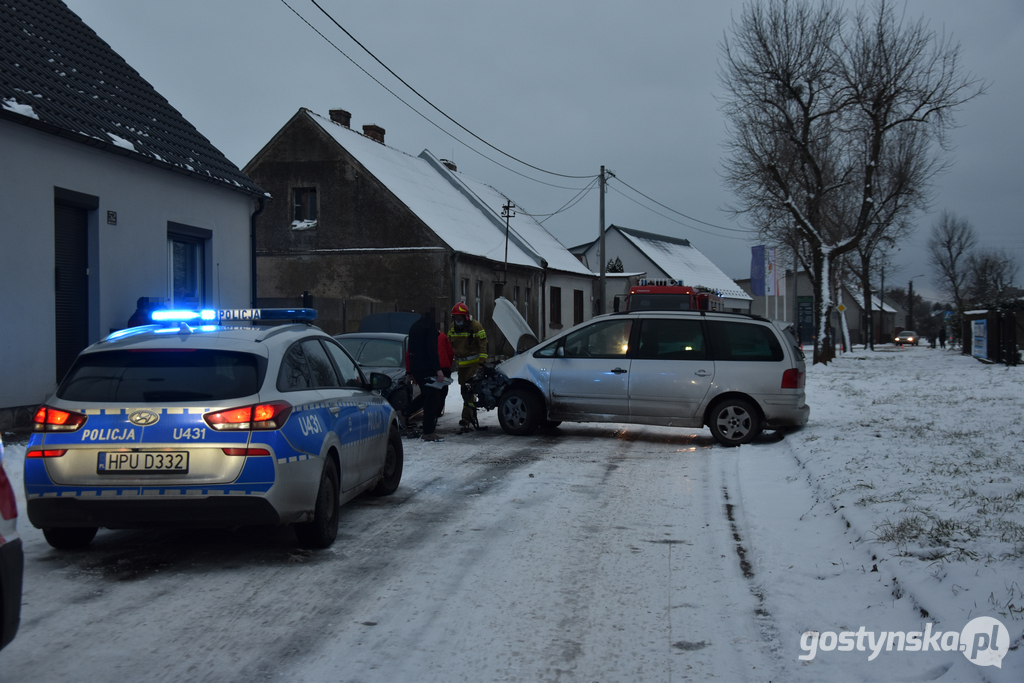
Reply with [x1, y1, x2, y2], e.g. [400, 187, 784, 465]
[770, 344, 1023, 679]
[0, 344, 1020, 680]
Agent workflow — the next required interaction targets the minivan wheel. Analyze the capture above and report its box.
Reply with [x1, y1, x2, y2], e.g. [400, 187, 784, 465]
[708, 398, 761, 447]
[498, 389, 542, 436]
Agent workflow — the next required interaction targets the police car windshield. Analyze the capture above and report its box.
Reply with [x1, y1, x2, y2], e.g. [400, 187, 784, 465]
[57, 350, 264, 402]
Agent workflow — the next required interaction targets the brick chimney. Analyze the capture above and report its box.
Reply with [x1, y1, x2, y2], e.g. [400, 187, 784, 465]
[329, 109, 351, 127]
[362, 124, 385, 144]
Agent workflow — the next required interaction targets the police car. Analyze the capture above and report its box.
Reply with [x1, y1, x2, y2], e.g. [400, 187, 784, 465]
[25, 308, 403, 550]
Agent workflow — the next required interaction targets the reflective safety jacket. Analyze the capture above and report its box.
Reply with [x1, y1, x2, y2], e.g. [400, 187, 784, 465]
[449, 319, 488, 367]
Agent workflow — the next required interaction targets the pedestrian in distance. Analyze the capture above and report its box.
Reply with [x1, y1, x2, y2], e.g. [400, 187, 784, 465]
[448, 302, 488, 429]
[407, 310, 446, 442]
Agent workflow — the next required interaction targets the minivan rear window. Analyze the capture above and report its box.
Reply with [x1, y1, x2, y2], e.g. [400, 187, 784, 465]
[707, 321, 784, 362]
[57, 349, 265, 402]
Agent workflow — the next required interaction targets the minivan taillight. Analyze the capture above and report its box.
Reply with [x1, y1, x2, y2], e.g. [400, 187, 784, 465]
[204, 401, 292, 431]
[781, 369, 805, 389]
[33, 406, 87, 432]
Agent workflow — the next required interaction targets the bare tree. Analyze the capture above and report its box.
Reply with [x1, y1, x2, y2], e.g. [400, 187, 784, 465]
[720, 0, 984, 363]
[927, 210, 976, 312]
[966, 249, 1018, 305]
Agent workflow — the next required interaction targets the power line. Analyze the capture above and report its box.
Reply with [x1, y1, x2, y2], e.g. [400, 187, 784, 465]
[606, 183, 751, 242]
[277, 0, 593, 192]
[304, 0, 594, 181]
[610, 176, 752, 234]
[519, 176, 601, 223]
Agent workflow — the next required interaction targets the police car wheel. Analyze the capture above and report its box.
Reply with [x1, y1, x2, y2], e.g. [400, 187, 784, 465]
[294, 457, 340, 549]
[369, 428, 403, 497]
[43, 526, 98, 550]
[498, 389, 541, 436]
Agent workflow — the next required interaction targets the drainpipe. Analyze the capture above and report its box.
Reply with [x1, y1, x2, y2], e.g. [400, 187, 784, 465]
[452, 252, 460, 313]
[250, 196, 265, 308]
[540, 263, 547, 340]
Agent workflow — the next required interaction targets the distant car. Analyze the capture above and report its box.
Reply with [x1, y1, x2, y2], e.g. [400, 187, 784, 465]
[25, 308, 403, 550]
[474, 303, 809, 447]
[0, 435, 23, 650]
[333, 332, 418, 416]
[895, 330, 918, 346]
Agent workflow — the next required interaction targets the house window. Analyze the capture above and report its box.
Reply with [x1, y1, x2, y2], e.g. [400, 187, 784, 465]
[574, 289, 584, 325]
[550, 286, 562, 326]
[475, 280, 483, 320]
[514, 286, 520, 309]
[525, 287, 530, 321]
[460, 278, 468, 303]
[167, 222, 211, 309]
[293, 188, 318, 222]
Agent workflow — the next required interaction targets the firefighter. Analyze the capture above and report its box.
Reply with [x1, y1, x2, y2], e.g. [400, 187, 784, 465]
[448, 302, 488, 427]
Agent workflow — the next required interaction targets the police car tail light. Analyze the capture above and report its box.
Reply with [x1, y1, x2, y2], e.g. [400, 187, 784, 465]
[204, 401, 292, 431]
[26, 449, 68, 458]
[781, 369, 805, 389]
[32, 406, 87, 432]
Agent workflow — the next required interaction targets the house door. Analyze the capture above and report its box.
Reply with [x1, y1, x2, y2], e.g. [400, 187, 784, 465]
[54, 203, 89, 382]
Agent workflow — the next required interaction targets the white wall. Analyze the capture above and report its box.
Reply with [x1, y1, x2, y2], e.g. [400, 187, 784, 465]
[543, 271, 595, 339]
[0, 121, 255, 410]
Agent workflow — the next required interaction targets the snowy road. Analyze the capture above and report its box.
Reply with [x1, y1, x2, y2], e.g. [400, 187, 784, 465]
[2, 421, 787, 682]
[2, 364, 1000, 682]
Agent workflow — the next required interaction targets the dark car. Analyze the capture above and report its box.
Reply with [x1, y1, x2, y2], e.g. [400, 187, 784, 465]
[334, 332, 418, 416]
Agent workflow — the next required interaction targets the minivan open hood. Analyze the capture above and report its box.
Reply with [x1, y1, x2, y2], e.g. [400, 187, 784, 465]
[491, 297, 539, 354]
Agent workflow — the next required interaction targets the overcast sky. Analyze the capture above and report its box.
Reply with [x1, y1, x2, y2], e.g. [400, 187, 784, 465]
[62, 0, 1023, 301]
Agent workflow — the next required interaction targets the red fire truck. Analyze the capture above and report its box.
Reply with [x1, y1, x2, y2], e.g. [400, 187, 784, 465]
[625, 279, 724, 312]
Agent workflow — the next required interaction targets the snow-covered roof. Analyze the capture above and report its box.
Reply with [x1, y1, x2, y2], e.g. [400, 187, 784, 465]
[429, 161, 594, 277]
[307, 111, 540, 269]
[615, 227, 751, 300]
[0, 0, 262, 196]
[843, 286, 897, 313]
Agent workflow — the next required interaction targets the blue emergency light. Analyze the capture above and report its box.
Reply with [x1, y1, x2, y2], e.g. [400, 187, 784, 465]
[151, 309, 218, 322]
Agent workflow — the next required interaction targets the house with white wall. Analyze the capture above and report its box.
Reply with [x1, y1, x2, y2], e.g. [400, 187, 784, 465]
[0, 0, 264, 427]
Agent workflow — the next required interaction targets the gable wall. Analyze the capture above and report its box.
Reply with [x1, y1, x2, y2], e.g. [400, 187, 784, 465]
[246, 116, 542, 344]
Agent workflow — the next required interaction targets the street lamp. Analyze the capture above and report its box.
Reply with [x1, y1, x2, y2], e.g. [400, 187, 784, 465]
[908, 274, 925, 331]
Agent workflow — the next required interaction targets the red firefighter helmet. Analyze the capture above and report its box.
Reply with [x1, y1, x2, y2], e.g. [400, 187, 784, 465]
[451, 302, 470, 318]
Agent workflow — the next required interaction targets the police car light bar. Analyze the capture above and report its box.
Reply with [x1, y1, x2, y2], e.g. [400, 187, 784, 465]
[151, 309, 218, 322]
[150, 308, 318, 324]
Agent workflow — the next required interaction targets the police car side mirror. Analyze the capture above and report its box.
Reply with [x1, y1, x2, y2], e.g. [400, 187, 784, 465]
[369, 372, 393, 392]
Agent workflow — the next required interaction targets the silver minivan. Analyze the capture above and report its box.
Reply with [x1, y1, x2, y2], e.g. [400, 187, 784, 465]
[476, 307, 808, 446]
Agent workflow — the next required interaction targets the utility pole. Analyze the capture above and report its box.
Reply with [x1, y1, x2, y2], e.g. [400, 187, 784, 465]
[908, 278, 915, 332]
[501, 200, 515, 293]
[598, 166, 606, 314]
